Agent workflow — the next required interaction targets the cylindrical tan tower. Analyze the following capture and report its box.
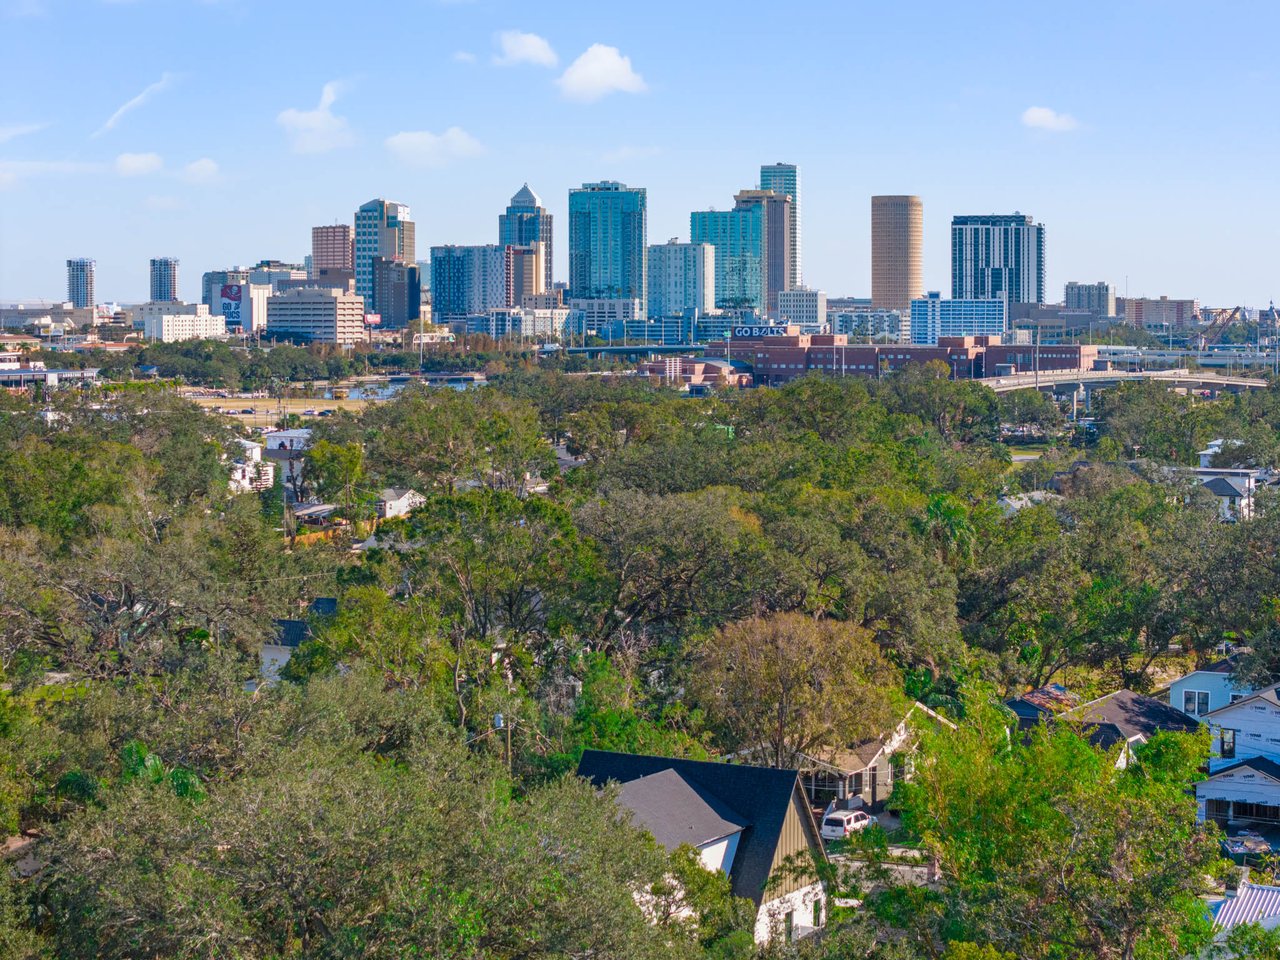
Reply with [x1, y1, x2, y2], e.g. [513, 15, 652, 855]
[871, 195, 923, 312]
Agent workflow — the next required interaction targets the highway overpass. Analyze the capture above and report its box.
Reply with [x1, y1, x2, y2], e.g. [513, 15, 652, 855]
[982, 368, 1268, 394]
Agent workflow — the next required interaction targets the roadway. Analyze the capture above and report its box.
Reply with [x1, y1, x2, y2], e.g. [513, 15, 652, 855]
[983, 368, 1268, 394]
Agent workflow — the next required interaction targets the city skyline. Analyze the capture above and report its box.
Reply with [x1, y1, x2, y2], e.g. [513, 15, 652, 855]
[3, 1, 1279, 306]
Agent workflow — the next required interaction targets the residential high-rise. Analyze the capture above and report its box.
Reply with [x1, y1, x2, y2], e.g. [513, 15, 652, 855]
[951, 214, 1045, 305]
[499, 184, 554, 291]
[1064, 281, 1116, 317]
[66, 258, 95, 309]
[505, 243, 547, 306]
[355, 199, 415, 310]
[371, 258, 421, 329]
[430, 245, 506, 321]
[647, 240, 715, 319]
[690, 189, 790, 314]
[312, 224, 354, 276]
[871, 196, 923, 312]
[759, 163, 801, 288]
[909, 292, 1007, 345]
[150, 257, 179, 302]
[568, 181, 648, 317]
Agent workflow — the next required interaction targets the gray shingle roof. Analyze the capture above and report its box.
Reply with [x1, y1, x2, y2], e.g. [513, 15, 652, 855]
[615, 768, 749, 851]
[1065, 689, 1201, 742]
[577, 750, 821, 907]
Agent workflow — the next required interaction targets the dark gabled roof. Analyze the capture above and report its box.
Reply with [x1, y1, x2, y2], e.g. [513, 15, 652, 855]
[1203, 476, 1249, 498]
[273, 619, 310, 648]
[1065, 689, 1201, 742]
[308, 597, 338, 618]
[615, 769, 749, 851]
[1207, 756, 1280, 783]
[577, 749, 821, 907]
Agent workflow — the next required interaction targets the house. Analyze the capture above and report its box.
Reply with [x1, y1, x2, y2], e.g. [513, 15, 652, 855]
[258, 598, 337, 686]
[228, 438, 276, 494]
[1199, 439, 1244, 469]
[1168, 654, 1253, 718]
[375, 487, 425, 519]
[789, 702, 956, 813]
[260, 427, 313, 452]
[1196, 685, 1280, 828]
[1202, 475, 1256, 522]
[577, 750, 827, 944]
[1004, 683, 1081, 732]
[1060, 688, 1201, 763]
[1209, 880, 1280, 954]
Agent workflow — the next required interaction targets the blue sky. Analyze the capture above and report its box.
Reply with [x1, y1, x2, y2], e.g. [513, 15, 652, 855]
[2, 0, 1278, 306]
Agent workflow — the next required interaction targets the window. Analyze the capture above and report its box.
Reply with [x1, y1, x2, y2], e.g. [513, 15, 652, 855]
[1183, 690, 1210, 716]
[1231, 694, 1247, 704]
[1222, 728, 1237, 759]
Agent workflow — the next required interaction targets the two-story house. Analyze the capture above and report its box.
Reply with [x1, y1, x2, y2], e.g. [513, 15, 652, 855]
[1168, 654, 1254, 718]
[1196, 684, 1280, 827]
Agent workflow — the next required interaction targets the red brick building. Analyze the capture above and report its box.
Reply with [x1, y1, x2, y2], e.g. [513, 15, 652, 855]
[707, 326, 1098, 385]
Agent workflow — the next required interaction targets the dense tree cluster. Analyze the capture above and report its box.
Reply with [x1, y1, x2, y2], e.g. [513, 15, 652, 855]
[1, 366, 1278, 956]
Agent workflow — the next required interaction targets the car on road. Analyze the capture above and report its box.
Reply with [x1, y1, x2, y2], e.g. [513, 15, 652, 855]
[303, 409, 318, 416]
[820, 809, 878, 841]
[240, 408, 255, 415]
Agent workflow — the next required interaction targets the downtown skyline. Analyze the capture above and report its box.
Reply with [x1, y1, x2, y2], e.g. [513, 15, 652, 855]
[3, 0, 1280, 306]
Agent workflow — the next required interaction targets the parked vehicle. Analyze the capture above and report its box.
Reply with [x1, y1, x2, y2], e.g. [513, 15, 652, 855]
[820, 809, 877, 841]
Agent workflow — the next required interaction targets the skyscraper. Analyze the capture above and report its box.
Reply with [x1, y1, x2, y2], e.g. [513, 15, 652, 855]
[951, 214, 1045, 305]
[568, 181, 648, 317]
[66, 258, 95, 309]
[690, 189, 790, 313]
[1064, 281, 1115, 317]
[355, 199, 415, 310]
[371, 258, 421, 329]
[759, 163, 801, 288]
[150, 257, 179, 302]
[499, 184, 554, 291]
[871, 196, 923, 312]
[312, 224, 354, 276]
[647, 240, 715, 318]
[429, 245, 507, 321]
[505, 244, 547, 306]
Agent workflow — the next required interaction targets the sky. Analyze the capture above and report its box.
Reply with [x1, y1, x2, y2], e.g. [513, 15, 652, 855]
[2, 0, 1280, 306]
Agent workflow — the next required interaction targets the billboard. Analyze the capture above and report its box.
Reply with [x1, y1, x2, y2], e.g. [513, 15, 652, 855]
[731, 325, 789, 339]
[364, 313, 382, 326]
[220, 284, 244, 329]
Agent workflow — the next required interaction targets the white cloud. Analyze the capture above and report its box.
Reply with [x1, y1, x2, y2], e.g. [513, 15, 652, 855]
[385, 127, 485, 167]
[1021, 106, 1078, 132]
[276, 81, 355, 154]
[453, 50, 477, 63]
[557, 44, 646, 103]
[114, 151, 163, 176]
[493, 30, 557, 68]
[182, 157, 219, 183]
[0, 121, 48, 143]
[94, 73, 174, 137]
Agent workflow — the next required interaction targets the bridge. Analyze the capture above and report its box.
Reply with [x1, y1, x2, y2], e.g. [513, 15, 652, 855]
[982, 367, 1269, 394]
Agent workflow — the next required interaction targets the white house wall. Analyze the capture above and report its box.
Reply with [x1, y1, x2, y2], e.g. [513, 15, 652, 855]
[1205, 700, 1280, 773]
[754, 882, 825, 944]
[697, 833, 739, 876]
[1196, 768, 1280, 820]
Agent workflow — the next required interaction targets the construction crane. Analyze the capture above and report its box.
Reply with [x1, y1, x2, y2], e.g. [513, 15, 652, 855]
[1201, 305, 1243, 346]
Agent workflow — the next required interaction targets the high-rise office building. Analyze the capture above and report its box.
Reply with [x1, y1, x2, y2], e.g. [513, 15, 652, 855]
[312, 224, 354, 276]
[150, 257, 179, 302]
[66, 258, 95, 309]
[759, 163, 801, 288]
[1064, 281, 1116, 317]
[430, 245, 507, 321]
[371, 258, 421, 329]
[266, 287, 367, 345]
[871, 196, 923, 312]
[777, 288, 827, 329]
[499, 184, 554, 291]
[355, 199, 415, 310]
[568, 181, 648, 317]
[690, 189, 790, 314]
[647, 240, 715, 319]
[951, 214, 1045, 305]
